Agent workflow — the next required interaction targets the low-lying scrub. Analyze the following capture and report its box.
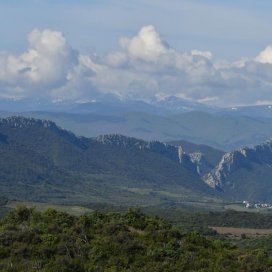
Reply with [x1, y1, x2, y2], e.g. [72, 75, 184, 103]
[0, 207, 271, 271]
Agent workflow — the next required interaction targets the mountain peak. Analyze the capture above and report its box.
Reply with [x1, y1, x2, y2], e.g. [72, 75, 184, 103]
[0, 116, 57, 129]
[96, 134, 147, 148]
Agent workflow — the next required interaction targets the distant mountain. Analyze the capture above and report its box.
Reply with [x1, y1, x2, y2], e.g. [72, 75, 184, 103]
[204, 140, 272, 202]
[220, 104, 272, 119]
[2, 96, 272, 151]
[0, 116, 217, 205]
[72, 100, 171, 115]
[154, 96, 216, 113]
[0, 98, 74, 112]
[0, 95, 216, 115]
[2, 96, 272, 118]
[3, 110, 272, 150]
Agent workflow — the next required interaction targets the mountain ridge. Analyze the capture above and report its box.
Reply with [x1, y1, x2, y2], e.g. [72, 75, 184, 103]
[2, 110, 272, 150]
[1, 116, 272, 203]
[0, 116, 217, 205]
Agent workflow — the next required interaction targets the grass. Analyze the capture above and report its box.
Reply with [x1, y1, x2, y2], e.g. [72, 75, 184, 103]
[4, 200, 272, 219]
[6, 201, 93, 216]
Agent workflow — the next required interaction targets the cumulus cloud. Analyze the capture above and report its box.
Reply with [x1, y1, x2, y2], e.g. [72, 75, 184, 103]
[1, 25, 272, 107]
[0, 29, 78, 95]
[119, 25, 168, 61]
[191, 50, 212, 60]
[255, 45, 272, 64]
[0, 29, 102, 101]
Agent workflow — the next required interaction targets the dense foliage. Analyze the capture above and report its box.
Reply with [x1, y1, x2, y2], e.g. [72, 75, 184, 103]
[0, 207, 271, 272]
[143, 208, 272, 230]
[0, 196, 9, 219]
[237, 236, 272, 256]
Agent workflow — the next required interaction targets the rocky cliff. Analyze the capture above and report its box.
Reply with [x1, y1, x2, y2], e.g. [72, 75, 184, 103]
[204, 139, 272, 189]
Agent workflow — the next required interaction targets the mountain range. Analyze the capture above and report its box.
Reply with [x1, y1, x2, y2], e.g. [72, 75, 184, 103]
[0, 116, 272, 204]
[1, 110, 272, 151]
[0, 96, 214, 114]
[1, 96, 272, 151]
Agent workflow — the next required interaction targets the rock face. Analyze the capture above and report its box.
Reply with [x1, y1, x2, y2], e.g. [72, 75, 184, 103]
[189, 152, 213, 176]
[204, 139, 272, 189]
[95, 134, 213, 174]
[95, 134, 182, 162]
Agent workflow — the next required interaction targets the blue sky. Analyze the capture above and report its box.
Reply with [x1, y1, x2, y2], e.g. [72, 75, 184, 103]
[0, 0, 271, 59]
[0, 0, 272, 106]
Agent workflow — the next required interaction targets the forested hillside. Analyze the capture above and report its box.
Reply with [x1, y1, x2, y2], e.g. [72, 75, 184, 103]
[0, 116, 216, 205]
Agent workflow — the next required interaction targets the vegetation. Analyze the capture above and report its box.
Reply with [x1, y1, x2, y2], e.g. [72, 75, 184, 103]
[6, 201, 93, 217]
[0, 196, 9, 218]
[143, 208, 272, 230]
[0, 207, 272, 271]
[238, 236, 272, 256]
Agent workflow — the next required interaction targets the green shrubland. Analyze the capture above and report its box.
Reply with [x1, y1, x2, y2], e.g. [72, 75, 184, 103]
[0, 207, 271, 271]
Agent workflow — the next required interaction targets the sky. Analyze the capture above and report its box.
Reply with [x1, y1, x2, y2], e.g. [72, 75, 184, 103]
[0, 0, 272, 107]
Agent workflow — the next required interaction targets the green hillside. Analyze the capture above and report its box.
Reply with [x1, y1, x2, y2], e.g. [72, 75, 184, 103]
[0, 117, 217, 205]
[220, 163, 272, 202]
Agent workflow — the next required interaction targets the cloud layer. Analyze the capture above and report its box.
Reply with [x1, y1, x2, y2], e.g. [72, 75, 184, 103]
[1, 26, 272, 107]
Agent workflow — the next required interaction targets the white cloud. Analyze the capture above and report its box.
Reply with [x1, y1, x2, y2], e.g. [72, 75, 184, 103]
[0, 29, 79, 97]
[1, 26, 272, 107]
[191, 50, 212, 60]
[23, 29, 77, 84]
[256, 100, 272, 106]
[119, 25, 168, 61]
[197, 96, 219, 103]
[255, 45, 272, 64]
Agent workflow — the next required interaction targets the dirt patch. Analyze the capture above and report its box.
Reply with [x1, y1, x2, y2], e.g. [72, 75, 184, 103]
[212, 226, 272, 239]
[128, 226, 146, 235]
